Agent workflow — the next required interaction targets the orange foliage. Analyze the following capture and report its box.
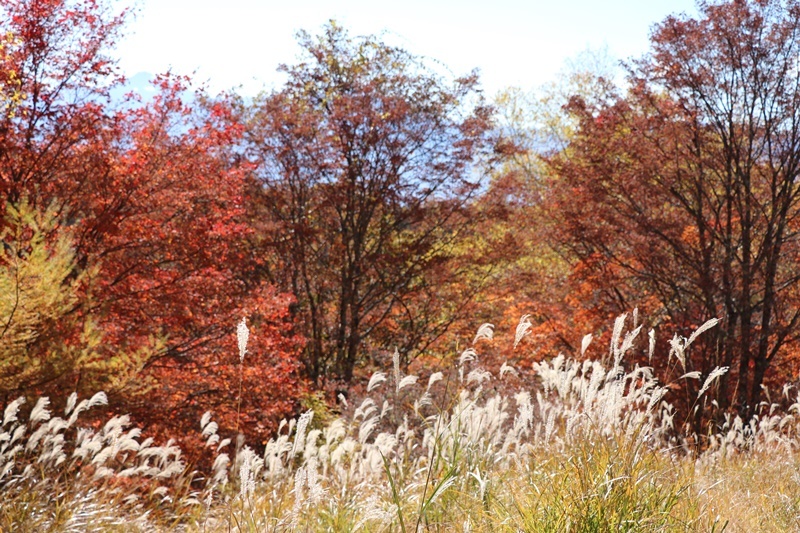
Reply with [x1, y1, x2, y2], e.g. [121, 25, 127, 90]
[0, 0, 305, 457]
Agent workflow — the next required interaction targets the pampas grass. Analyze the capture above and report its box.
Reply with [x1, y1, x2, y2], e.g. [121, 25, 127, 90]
[0, 391, 195, 531]
[6, 314, 800, 531]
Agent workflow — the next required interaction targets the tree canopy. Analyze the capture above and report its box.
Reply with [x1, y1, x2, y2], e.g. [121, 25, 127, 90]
[547, 0, 800, 421]
[241, 22, 498, 384]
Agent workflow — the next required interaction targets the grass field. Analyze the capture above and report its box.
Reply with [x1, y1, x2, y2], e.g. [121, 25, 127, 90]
[2, 316, 798, 532]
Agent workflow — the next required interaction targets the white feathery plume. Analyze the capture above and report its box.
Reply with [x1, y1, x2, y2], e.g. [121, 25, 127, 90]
[64, 392, 78, 416]
[237, 317, 249, 363]
[427, 372, 444, 390]
[459, 348, 478, 365]
[686, 318, 720, 348]
[239, 446, 257, 501]
[212, 453, 230, 485]
[608, 313, 628, 355]
[648, 329, 656, 363]
[4, 397, 25, 426]
[514, 314, 533, 349]
[202, 421, 218, 439]
[291, 411, 313, 458]
[680, 371, 702, 380]
[619, 326, 642, 359]
[668, 334, 686, 371]
[426, 475, 457, 507]
[324, 419, 346, 447]
[397, 375, 418, 391]
[784, 383, 794, 400]
[292, 467, 307, 519]
[200, 411, 212, 430]
[87, 392, 108, 409]
[414, 394, 432, 412]
[698, 366, 729, 399]
[393, 348, 401, 389]
[158, 461, 185, 479]
[305, 457, 325, 503]
[367, 372, 387, 392]
[359, 417, 379, 444]
[67, 400, 89, 427]
[472, 323, 494, 345]
[29, 397, 51, 425]
[354, 398, 377, 420]
[499, 361, 518, 379]
[8, 424, 25, 446]
[581, 333, 593, 356]
[93, 466, 114, 479]
[239, 449, 251, 500]
[467, 369, 492, 385]
[354, 495, 393, 529]
[469, 468, 489, 501]
[610, 313, 627, 355]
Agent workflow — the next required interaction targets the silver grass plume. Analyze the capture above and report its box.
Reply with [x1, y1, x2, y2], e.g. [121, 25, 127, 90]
[686, 318, 720, 348]
[64, 392, 78, 416]
[698, 366, 729, 399]
[3, 397, 25, 426]
[610, 313, 627, 357]
[467, 368, 492, 385]
[237, 317, 249, 363]
[29, 397, 51, 425]
[514, 314, 533, 349]
[393, 348, 401, 390]
[200, 411, 212, 430]
[581, 333, 593, 356]
[291, 411, 313, 459]
[473, 323, 494, 344]
[367, 372, 387, 392]
[459, 347, 478, 365]
[427, 372, 444, 391]
[397, 375, 418, 390]
[500, 361, 518, 379]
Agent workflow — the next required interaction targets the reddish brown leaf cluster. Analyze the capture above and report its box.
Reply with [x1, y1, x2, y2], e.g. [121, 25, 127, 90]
[541, 0, 800, 425]
[0, 0, 304, 458]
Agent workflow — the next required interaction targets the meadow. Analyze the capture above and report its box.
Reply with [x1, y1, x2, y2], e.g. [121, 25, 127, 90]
[2, 315, 798, 532]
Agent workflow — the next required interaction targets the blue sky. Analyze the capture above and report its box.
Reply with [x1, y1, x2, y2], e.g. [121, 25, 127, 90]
[115, 0, 699, 97]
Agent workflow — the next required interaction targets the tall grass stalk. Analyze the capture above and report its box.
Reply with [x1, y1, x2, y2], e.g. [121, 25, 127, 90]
[235, 317, 249, 436]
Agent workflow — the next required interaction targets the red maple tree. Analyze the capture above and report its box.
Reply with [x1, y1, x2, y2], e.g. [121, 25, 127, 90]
[0, 0, 305, 452]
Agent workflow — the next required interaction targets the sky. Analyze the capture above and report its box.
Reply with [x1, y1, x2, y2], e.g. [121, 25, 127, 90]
[114, 0, 700, 98]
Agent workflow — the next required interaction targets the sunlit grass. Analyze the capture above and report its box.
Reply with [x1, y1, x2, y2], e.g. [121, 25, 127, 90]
[3, 314, 800, 531]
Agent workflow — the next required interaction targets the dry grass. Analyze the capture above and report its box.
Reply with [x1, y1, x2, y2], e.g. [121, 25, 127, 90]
[3, 314, 800, 531]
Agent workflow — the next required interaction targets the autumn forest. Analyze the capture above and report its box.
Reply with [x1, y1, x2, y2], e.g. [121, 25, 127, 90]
[5, 0, 800, 530]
